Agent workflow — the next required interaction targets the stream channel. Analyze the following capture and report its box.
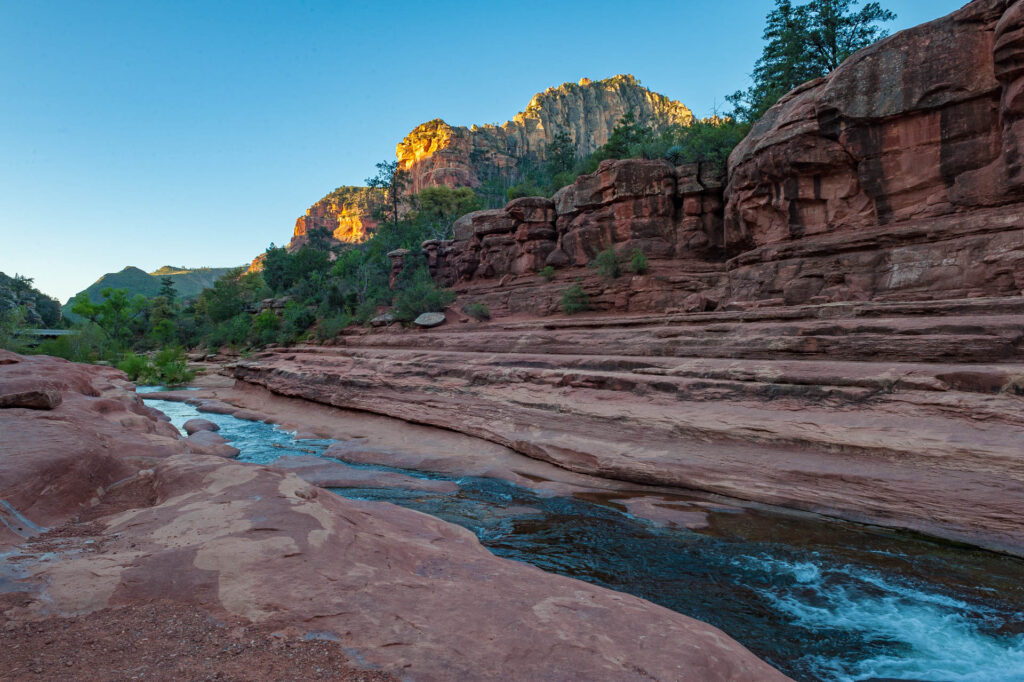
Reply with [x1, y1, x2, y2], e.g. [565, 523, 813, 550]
[142, 390, 1024, 682]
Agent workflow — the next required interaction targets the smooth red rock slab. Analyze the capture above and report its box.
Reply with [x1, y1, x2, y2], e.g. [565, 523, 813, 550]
[9, 454, 786, 681]
[183, 417, 220, 435]
[235, 318, 1024, 556]
[271, 455, 458, 493]
[1, 353, 788, 680]
[186, 430, 240, 458]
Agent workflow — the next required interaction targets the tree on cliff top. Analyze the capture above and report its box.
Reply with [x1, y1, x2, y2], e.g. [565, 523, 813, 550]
[728, 0, 896, 121]
[366, 160, 410, 224]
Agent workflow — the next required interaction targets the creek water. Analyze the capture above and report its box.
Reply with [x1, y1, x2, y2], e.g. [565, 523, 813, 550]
[143, 390, 1024, 682]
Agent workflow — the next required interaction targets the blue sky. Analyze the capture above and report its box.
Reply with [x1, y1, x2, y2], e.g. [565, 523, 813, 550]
[0, 0, 966, 302]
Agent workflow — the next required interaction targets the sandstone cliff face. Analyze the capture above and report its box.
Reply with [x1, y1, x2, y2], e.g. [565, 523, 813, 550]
[399, 0, 1024, 314]
[724, 0, 1024, 304]
[385, 158, 726, 316]
[397, 75, 694, 195]
[287, 186, 383, 252]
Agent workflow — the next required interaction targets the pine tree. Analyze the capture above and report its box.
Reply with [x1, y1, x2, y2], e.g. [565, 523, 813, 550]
[728, 0, 895, 122]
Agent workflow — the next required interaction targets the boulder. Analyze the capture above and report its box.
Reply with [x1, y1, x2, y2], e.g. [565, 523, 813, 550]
[370, 312, 396, 327]
[413, 312, 446, 328]
[0, 380, 62, 410]
[682, 292, 718, 313]
[182, 418, 220, 435]
[186, 429, 240, 458]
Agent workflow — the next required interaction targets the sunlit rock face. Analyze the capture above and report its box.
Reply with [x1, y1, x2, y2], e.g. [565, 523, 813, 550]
[396, 75, 695, 195]
[287, 186, 383, 252]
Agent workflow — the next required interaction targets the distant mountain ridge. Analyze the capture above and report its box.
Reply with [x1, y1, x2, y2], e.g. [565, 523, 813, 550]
[62, 265, 237, 316]
[396, 74, 694, 196]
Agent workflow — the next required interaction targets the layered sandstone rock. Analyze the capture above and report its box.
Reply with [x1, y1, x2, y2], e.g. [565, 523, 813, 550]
[238, 295, 1024, 557]
[0, 351, 786, 681]
[388, 1, 1024, 315]
[397, 75, 694, 195]
[724, 0, 1024, 304]
[287, 185, 383, 251]
[392, 158, 728, 315]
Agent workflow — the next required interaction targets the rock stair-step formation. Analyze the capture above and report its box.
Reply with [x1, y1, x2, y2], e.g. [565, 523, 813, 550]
[235, 297, 1024, 557]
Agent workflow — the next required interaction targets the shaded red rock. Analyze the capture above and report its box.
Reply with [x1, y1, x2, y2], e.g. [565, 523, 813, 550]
[183, 417, 219, 435]
[724, 0, 1024, 304]
[236, 296, 1024, 557]
[271, 454, 458, 492]
[185, 429, 240, 458]
[0, 379, 62, 410]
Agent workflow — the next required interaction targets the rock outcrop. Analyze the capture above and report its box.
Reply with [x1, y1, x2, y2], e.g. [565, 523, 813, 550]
[397, 75, 694, 195]
[0, 271, 61, 327]
[724, 0, 1024, 304]
[286, 185, 383, 252]
[381, 1, 1024, 314]
[0, 350, 786, 681]
[393, 158, 727, 316]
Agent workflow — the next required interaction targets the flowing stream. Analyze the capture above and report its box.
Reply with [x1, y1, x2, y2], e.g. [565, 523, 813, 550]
[143, 391, 1024, 682]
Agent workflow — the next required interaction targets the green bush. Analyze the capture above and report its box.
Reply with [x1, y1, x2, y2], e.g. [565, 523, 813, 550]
[629, 249, 649, 274]
[392, 267, 455, 322]
[590, 247, 621, 279]
[252, 310, 280, 345]
[464, 302, 490, 321]
[560, 283, 590, 315]
[278, 303, 317, 344]
[34, 324, 113, 364]
[152, 346, 194, 385]
[539, 265, 556, 281]
[116, 347, 194, 386]
[314, 313, 351, 341]
[117, 352, 153, 382]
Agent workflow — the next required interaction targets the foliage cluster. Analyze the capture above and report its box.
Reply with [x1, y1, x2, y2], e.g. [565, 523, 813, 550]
[560, 283, 590, 315]
[504, 115, 750, 202]
[117, 347, 195, 386]
[727, 0, 896, 121]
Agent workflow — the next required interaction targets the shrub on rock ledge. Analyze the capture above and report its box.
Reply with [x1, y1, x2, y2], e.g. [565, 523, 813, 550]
[465, 303, 491, 321]
[590, 248, 621, 279]
[561, 283, 590, 315]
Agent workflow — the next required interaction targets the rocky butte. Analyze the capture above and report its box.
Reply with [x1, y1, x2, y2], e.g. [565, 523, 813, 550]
[396, 74, 694, 196]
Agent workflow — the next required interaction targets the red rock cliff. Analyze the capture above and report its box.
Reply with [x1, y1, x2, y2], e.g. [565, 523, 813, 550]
[287, 185, 383, 252]
[397, 75, 694, 195]
[406, 0, 1024, 313]
[724, 0, 1024, 304]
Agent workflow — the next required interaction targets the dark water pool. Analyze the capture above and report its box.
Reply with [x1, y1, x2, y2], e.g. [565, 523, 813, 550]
[143, 391, 1024, 682]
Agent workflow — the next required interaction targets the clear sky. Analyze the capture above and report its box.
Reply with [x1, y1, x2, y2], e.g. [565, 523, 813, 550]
[1, 0, 967, 303]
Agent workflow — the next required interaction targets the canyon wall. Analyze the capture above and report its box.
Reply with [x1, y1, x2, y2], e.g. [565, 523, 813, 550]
[397, 0, 1024, 313]
[724, 0, 1024, 304]
[397, 75, 694, 195]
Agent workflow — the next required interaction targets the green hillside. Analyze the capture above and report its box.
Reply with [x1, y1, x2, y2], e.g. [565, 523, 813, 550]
[62, 265, 238, 317]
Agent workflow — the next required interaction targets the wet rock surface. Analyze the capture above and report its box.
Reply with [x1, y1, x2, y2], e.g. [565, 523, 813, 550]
[182, 417, 219, 434]
[0, 352, 785, 681]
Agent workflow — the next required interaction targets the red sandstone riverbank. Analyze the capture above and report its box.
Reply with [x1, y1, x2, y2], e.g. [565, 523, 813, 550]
[0, 350, 788, 681]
